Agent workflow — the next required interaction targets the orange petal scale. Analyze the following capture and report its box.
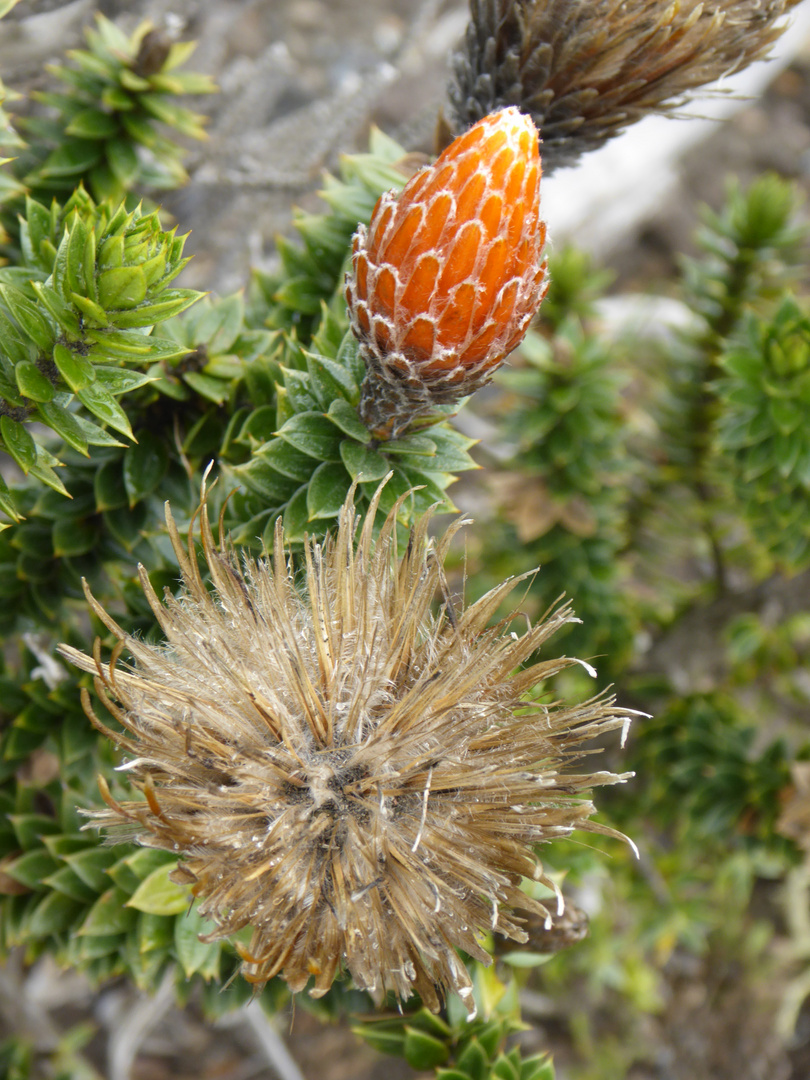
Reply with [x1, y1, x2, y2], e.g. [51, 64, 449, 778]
[525, 161, 540, 200]
[355, 252, 369, 299]
[369, 200, 395, 251]
[417, 163, 456, 206]
[504, 160, 527, 208]
[372, 317, 392, 354]
[511, 238, 532, 275]
[455, 171, 487, 223]
[403, 168, 432, 204]
[421, 192, 454, 251]
[490, 280, 519, 330]
[452, 150, 481, 192]
[487, 146, 514, 191]
[438, 221, 482, 294]
[475, 239, 508, 323]
[435, 281, 476, 350]
[401, 316, 436, 362]
[507, 203, 526, 248]
[456, 120, 486, 150]
[379, 203, 424, 266]
[479, 194, 504, 240]
[374, 266, 396, 314]
[400, 253, 441, 317]
[462, 320, 500, 366]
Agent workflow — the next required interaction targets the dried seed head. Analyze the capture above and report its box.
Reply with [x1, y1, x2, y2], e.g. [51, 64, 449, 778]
[447, 0, 801, 172]
[60, 481, 632, 1013]
[346, 107, 547, 439]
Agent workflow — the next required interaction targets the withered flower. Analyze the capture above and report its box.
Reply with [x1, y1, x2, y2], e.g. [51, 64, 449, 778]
[447, 0, 801, 172]
[60, 481, 632, 1013]
[346, 106, 547, 440]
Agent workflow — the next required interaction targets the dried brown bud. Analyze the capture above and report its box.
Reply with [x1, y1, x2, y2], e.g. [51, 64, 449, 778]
[133, 27, 173, 78]
[60, 480, 632, 1013]
[493, 897, 590, 955]
[448, 0, 801, 172]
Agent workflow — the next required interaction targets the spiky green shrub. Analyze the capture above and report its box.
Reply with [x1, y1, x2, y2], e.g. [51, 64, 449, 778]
[453, 247, 634, 671]
[227, 314, 477, 548]
[715, 296, 810, 568]
[484, 313, 632, 665]
[621, 692, 794, 849]
[5, 13, 213, 210]
[0, 189, 199, 519]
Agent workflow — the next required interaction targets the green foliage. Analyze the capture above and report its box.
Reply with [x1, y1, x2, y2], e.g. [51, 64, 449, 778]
[229, 311, 477, 548]
[458, 173, 810, 1077]
[621, 692, 795, 851]
[0, 188, 200, 519]
[0, 772, 230, 992]
[725, 611, 810, 704]
[539, 246, 615, 331]
[155, 290, 273, 406]
[682, 173, 807, 347]
[355, 971, 555, 1080]
[5, 13, 214, 209]
[659, 173, 807, 489]
[0, 1028, 102, 1080]
[715, 296, 810, 568]
[465, 258, 634, 666]
[607, 172, 810, 613]
[0, 647, 241, 998]
[0, 69, 25, 245]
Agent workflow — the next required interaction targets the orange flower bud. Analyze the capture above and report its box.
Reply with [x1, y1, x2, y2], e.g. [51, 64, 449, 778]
[346, 106, 547, 439]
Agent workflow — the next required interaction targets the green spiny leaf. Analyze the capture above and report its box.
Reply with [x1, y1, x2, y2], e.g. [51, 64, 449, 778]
[340, 439, 389, 482]
[63, 847, 119, 893]
[1, 415, 37, 472]
[404, 1028, 450, 1070]
[126, 862, 191, 916]
[174, 903, 221, 979]
[4, 849, 59, 892]
[80, 887, 138, 936]
[27, 891, 85, 939]
[306, 461, 351, 520]
[64, 108, 120, 140]
[53, 343, 95, 391]
[76, 383, 134, 438]
[123, 430, 169, 506]
[15, 361, 55, 402]
[97, 266, 147, 310]
[52, 515, 96, 556]
[276, 411, 343, 462]
[35, 401, 88, 454]
[41, 865, 99, 904]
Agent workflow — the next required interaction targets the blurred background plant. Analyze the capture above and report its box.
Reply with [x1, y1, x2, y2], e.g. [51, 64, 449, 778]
[0, 1, 810, 1079]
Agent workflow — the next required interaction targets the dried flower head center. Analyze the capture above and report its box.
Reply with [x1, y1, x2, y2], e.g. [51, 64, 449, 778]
[284, 754, 372, 819]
